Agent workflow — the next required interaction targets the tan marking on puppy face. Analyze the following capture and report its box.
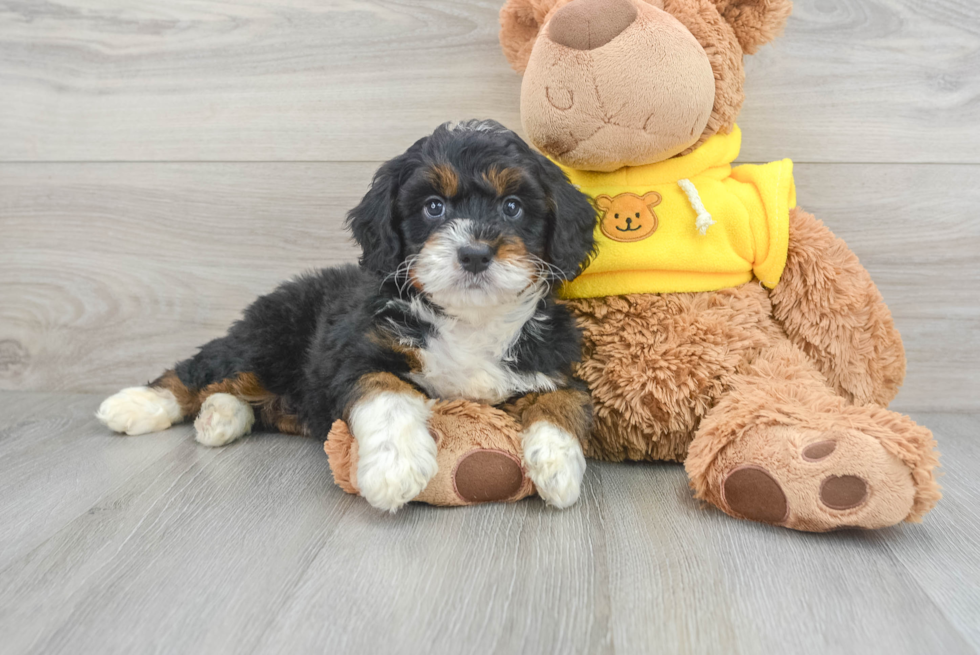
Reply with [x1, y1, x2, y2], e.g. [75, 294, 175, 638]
[596, 192, 661, 243]
[505, 388, 592, 442]
[429, 164, 459, 198]
[410, 228, 454, 293]
[483, 166, 523, 196]
[494, 235, 539, 282]
[495, 235, 528, 262]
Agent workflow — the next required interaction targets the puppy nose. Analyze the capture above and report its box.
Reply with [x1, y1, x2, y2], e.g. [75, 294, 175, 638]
[458, 244, 495, 274]
[548, 0, 638, 51]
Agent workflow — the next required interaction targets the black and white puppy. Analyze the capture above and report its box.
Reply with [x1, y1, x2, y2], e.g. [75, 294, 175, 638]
[97, 120, 598, 512]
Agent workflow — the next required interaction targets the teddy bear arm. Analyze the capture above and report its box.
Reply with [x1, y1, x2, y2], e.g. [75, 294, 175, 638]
[769, 206, 906, 407]
[504, 386, 593, 443]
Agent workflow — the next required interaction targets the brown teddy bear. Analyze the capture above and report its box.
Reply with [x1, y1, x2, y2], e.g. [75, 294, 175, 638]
[496, 0, 940, 530]
[328, 0, 941, 531]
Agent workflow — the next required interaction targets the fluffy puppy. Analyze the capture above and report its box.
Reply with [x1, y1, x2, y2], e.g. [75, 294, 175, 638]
[97, 120, 598, 512]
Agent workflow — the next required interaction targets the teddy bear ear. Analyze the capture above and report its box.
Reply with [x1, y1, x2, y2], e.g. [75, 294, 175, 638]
[595, 195, 614, 210]
[711, 0, 793, 55]
[500, 0, 568, 73]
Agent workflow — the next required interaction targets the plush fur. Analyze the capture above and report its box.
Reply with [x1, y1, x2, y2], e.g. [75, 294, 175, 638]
[501, 0, 777, 170]
[325, 399, 538, 506]
[770, 208, 907, 406]
[496, 0, 940, 530]
[98, 120, 598, 512]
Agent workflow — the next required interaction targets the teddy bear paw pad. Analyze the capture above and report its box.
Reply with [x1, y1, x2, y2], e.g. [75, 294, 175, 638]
[453, 449, 526, 503]
[722, 465, 788, 524]
[715, 426, 920, 530]
[801, 440, 836, 461]
[819, 475, 869, 510]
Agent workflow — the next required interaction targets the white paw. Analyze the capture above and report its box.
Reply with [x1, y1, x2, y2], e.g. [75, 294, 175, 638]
[349, 392, 437, 513]
[194, 393, 254, 447]
[96, 386, 183, 436]
[522, 422, 586, 509]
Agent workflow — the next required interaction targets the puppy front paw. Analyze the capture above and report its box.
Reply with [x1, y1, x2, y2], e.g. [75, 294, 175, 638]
[350, 392, 438, 513]
[522, 422, 586, 509]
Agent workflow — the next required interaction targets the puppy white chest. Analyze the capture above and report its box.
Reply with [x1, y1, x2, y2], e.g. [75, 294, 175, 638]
[411, 311, 557, 405]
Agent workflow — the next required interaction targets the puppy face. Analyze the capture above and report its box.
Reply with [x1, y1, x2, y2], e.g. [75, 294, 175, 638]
[347, 120, 597, 310]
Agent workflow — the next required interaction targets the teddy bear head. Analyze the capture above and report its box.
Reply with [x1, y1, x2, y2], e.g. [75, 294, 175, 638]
[500, 0, 792, 172]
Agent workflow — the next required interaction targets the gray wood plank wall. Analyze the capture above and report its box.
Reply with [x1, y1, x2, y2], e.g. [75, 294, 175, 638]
[1, 0, 978, 413]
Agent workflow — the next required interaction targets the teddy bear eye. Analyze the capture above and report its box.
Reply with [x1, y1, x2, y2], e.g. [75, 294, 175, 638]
[614, 213, 619, 218]
[635, 212, 640, 218]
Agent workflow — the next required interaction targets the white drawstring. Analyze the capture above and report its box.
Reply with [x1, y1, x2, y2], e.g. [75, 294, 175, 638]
[678, 179, 715, 235]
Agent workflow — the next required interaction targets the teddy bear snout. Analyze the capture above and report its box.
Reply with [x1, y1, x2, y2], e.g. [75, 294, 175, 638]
[548, 0, 637, 51]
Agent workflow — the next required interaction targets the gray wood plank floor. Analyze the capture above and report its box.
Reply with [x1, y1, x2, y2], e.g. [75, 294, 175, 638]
[0, 393, 977, 655]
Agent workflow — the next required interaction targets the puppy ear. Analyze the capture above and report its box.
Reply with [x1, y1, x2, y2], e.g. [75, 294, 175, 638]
[500, 0, 569, 73]
[712, 0, 793, 54]
[346, 158, 404, 276]
[533, 154, 598, 282]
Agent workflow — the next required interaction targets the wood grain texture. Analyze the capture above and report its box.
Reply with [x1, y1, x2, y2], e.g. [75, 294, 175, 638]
[879, 413, 980, 649]
[792, 164, 980, 412]
[0, 0, 978, 163]
[0, 393, 977, 655]
[0, 393, 188, 572]
[2, 161, 977, 411]
[0, 162, 366, 393]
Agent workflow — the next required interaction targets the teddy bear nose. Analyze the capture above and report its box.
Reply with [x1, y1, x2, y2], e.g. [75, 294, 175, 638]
[548, 0, 638, 51]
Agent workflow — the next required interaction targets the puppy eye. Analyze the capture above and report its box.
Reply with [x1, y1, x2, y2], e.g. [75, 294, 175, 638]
[423, 197, 445, 220]
[501, 196, 523, 219]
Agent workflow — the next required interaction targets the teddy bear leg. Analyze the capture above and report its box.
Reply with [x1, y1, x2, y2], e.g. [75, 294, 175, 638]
[324, 400, 536, 507]
[685, 340, 940, 531]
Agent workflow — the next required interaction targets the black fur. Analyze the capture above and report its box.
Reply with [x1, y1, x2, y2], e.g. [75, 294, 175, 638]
[346, 120, 597, 279]
[172, 121, 598, 438]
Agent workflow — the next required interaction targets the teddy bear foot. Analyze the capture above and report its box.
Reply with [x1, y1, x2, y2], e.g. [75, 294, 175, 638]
[324, 399, 537, 507]
[452, 449, 528, 503]
[712, 426, 925, 532]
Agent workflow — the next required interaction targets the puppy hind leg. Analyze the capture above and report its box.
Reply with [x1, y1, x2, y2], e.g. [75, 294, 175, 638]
[97, 370, 197, 436]
[194, 393, 255, 447]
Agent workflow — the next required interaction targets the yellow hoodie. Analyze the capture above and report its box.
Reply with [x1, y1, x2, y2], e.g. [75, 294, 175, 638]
[557, 126, 796, 299]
